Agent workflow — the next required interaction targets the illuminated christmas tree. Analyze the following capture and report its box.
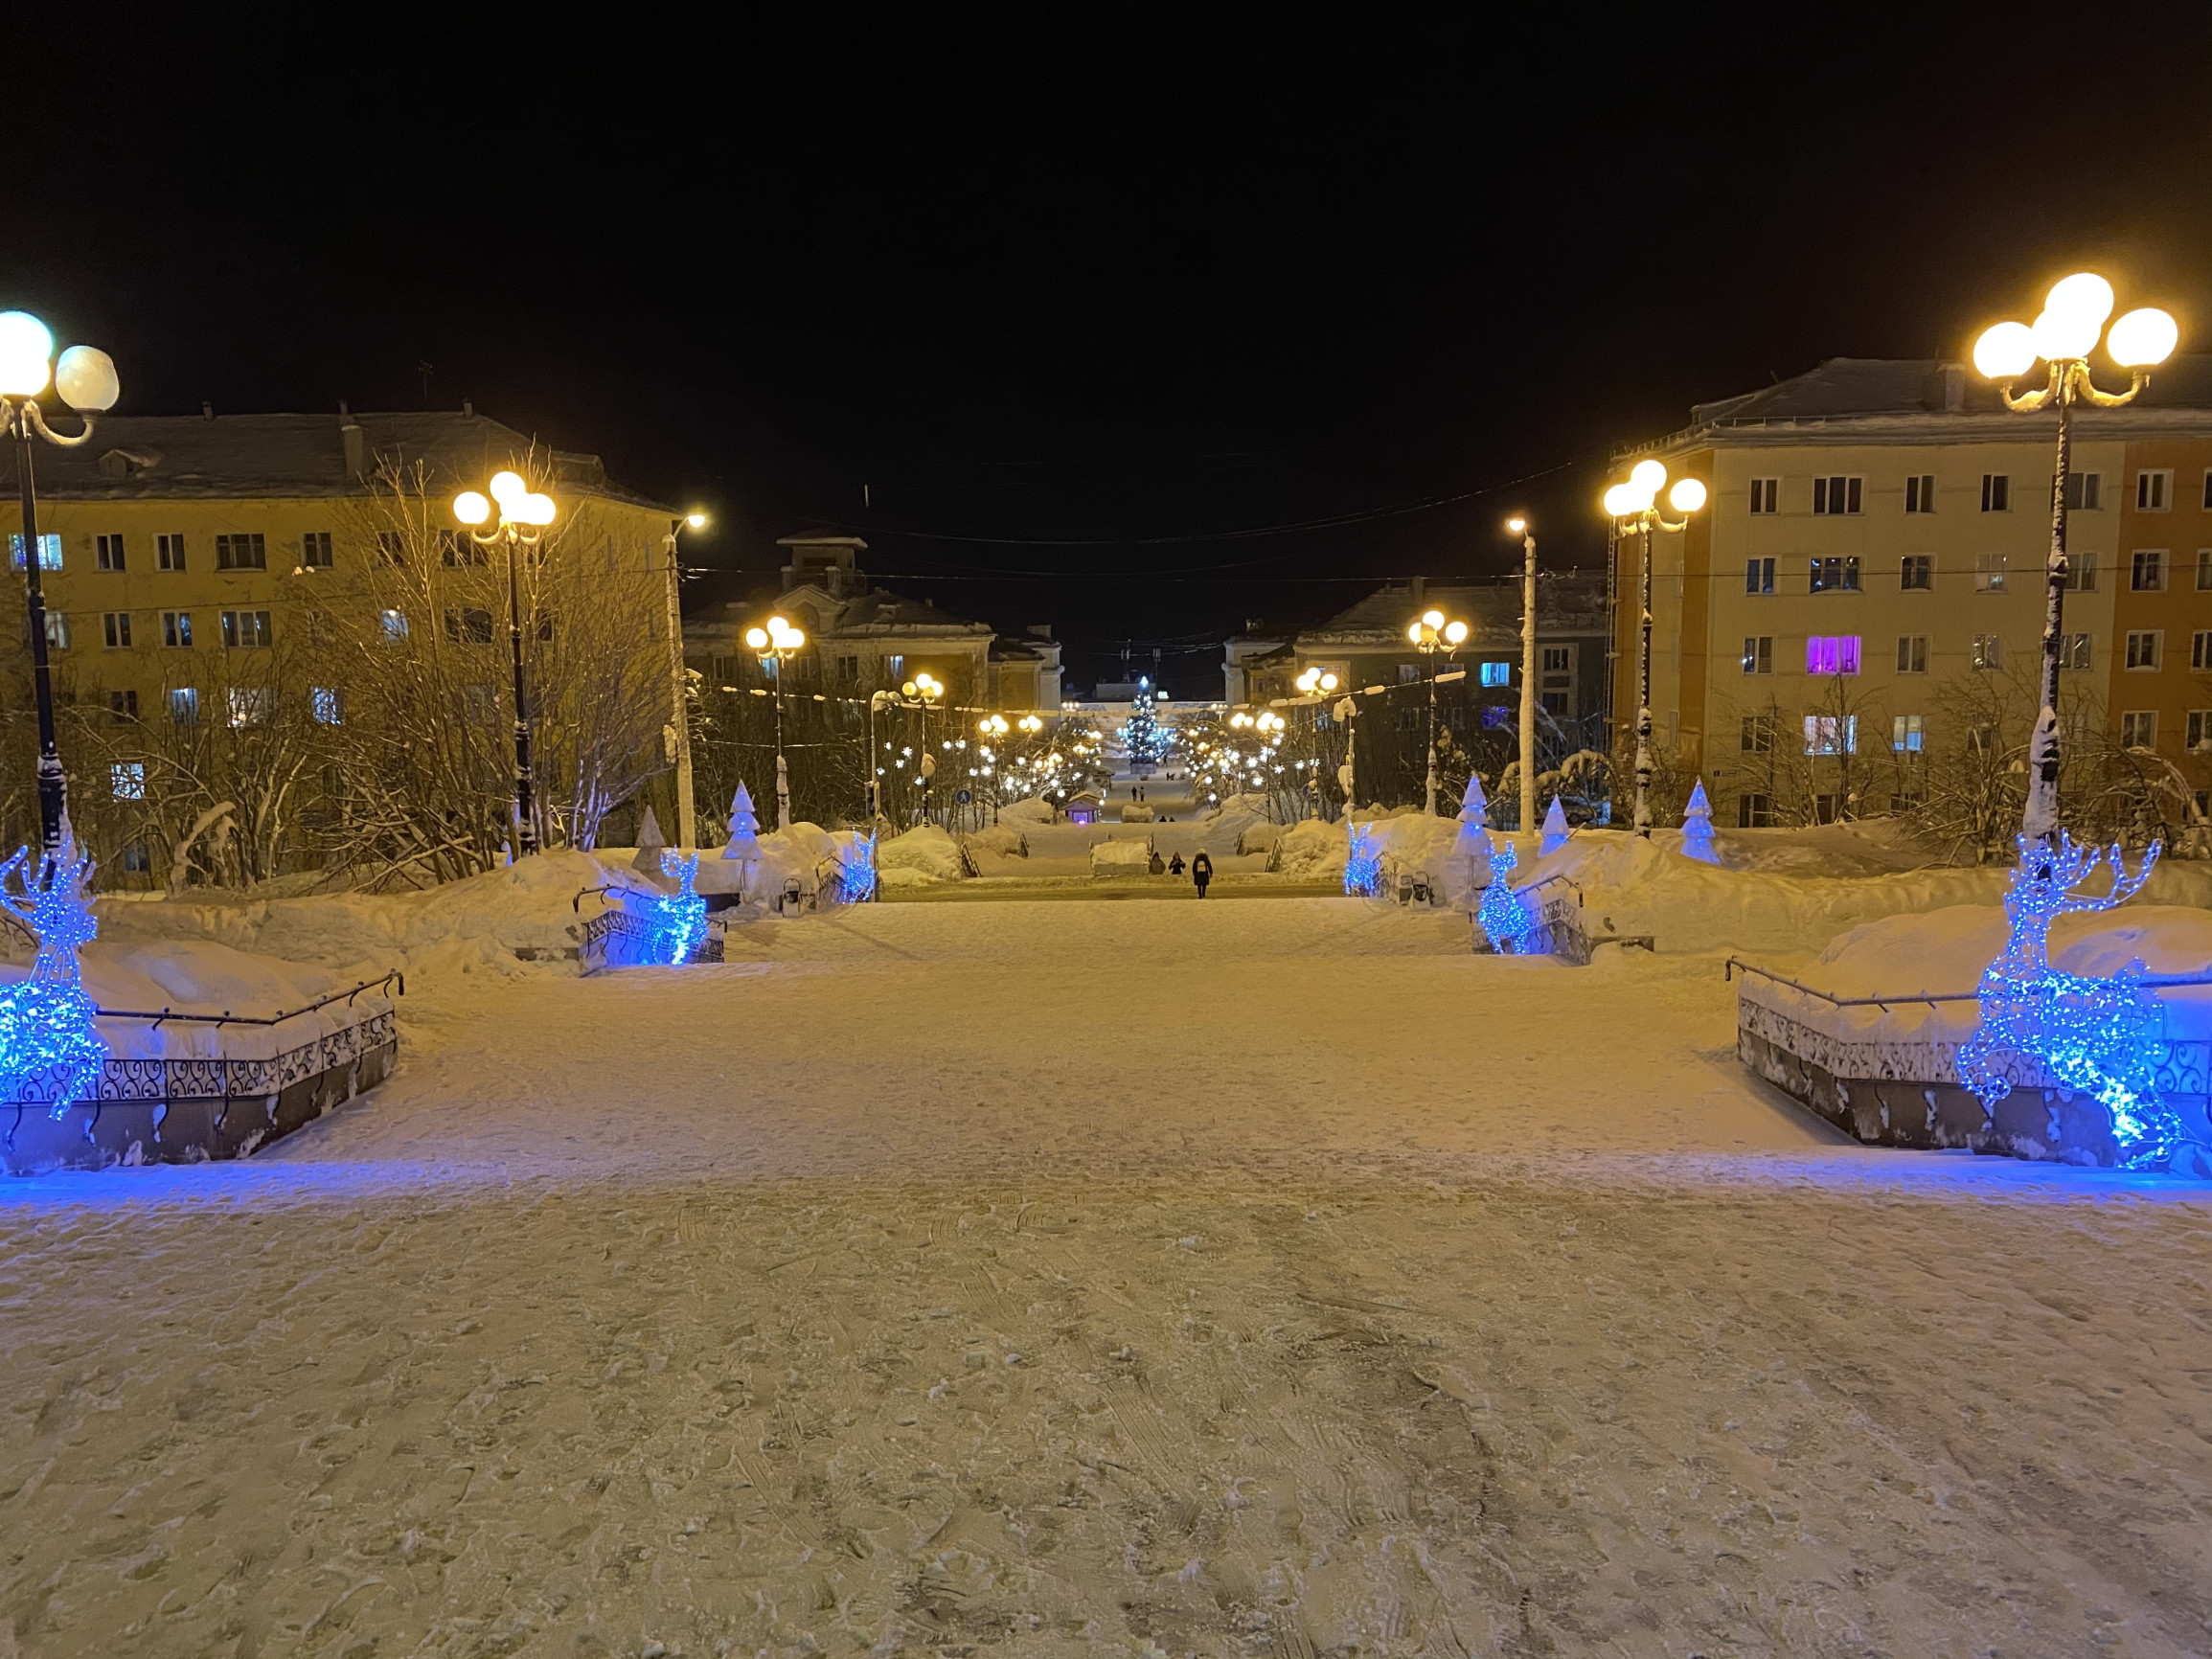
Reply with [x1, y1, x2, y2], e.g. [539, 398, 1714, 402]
[1679, 779, 1720, 864]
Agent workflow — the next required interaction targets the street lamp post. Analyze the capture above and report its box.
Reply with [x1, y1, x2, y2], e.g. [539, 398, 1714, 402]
[1603, 460, 1707, 837]
[454, 471, 558, 856]
[1507, 516, 1538, 835]
[662, 511, 708, 850]
[743, 615, 808, 832]
[1972, 273, 2178, 845]
[901, 672, 944, 825]
[0, 312, 121, 865]
[1293, 666, 1340, 819]
[1406, 607, 1470, 814]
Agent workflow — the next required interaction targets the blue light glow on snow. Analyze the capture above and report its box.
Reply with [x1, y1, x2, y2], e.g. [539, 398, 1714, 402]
[0, 834, 110, 1117]
[1958, 832, 2186, 1170]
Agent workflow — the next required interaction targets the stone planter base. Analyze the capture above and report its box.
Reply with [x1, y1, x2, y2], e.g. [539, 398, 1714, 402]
[2, 1038, 398, 1174]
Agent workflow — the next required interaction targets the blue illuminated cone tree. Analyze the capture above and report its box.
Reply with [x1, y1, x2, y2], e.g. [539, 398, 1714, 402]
[1680, 779, 1720, 864]
[1539, 795, 1570, 857]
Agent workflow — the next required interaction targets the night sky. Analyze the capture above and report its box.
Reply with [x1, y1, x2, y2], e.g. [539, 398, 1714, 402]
[12, 8, 2212, 693]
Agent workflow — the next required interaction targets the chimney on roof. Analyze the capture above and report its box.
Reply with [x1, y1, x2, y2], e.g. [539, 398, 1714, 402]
[340, 405, 366, 480]
[201, 400, 215, 421]
[1026, 624, 1052, 641]
[1942, 362, 1966, 413]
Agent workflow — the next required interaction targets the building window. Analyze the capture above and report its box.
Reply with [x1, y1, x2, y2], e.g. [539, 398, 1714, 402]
[215, 533, 267, 571]
[377, 533, 405, 566]
[1481, 705, 1512, 729]
[102, 611, 131, 648]
[162, 611, 192, 648]
[1892, 714, 1925, 753]
[2121, 710, 2158, 749]
[462, 685, 500, 723]
[2126, 629, 2162, 670]
[2136, 468, 2172, 511]
[42, 612, 70, 650]
[301, 532, 333, 569]
[2132, 548, 2166, 591]
[122, 842, 151, 874]
[221, 609, 272, 648]
[157, 533, 186, 572]
[1742, 635, 1772, 675]
[380, 609, 409, 643]
[1974, 552, 2008, 591]
[445, 607, 495, 645]
[1541, 646, 1570, 673]
[227, 688, 274, 729]
[169, 687, 200, 725]
[1891, 789, 1927, 812]
[1741, 715, 1777, 754]
[2066, 551, 2097, 591]
[2065, 471, 2103, 511]
[834, 654, 859, 680]
[1896, 635, 1928, 673]
[1804, 714, 1859, 756]
[1539, 691, 1567, 716]
[108, 689, 138, 722]
[1901, 555, 1932, 590]
[2062, 633, 2092, 670]
[1806, 635, 1861, 675]
[1478, 661, 1511, 687]
[1809, 556, 1860, 593]
[96, 533, 126, 571]
[440, 530, 488, 567]
[1980, 474, 2010, 512]
[2197, 550, 2212, 591]
[1904, 474, 1936, 514]
[1745, 557, 1774, 595]
[11, 533, 61, 570]
[1972, 633, 2003, 670]
[2189, 711, 2212, 753]
[1812, 475, 1862, 515]
[110, 761, 146, 800]
[2203, 470, 2212, 510]
[312, 687, 343, 725]
[1748, 478, 1779, 514]
[1738, 792, 1774, 828]
[2194, 630, 2212, 670]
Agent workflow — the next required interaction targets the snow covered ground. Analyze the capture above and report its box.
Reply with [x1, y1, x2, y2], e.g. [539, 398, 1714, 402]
[2, 896, 2209, 1656]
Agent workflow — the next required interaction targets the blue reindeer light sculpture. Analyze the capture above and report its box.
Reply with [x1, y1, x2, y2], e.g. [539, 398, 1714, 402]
[0, 833, 109, 1117]
[1957, 831, 2184, 1170]
[648, 852, 710, 966]
[1476, 835, 1538, 954]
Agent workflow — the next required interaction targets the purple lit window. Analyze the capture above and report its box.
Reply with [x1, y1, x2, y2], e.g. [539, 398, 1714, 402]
[1806, 635, 1861, 675]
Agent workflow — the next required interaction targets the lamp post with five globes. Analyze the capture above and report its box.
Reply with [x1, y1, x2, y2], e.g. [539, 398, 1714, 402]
[0, 312, 122, 865]
[453, 471, 558, 856]
[1972, 273, 2178, 845]
[1603, 460, 1707, 838]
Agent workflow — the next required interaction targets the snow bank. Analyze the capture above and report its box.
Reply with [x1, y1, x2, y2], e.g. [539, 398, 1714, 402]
[1091, 838, 1155, 875]
[0, 939, 397, 1063]
[964, 825, 1026, 859]
[878, 825, 963, 883]
[1277, 819, 1347, 880]
[999, 796, 1057, 825]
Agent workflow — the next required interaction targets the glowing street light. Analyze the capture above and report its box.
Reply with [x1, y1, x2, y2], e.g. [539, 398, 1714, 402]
[743, 614, 807, 831]
[0, 311, 121, 863]
[1603, 458, 1707, 836]
[1407, 607, 1469, 815]
[1973, 271, 2178, 844]
[453, 471, 559, 855]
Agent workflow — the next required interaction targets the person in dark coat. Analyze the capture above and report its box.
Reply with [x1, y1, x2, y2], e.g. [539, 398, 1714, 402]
[1191, 850, 1213, 898]
[1169, 852, 1186, 875]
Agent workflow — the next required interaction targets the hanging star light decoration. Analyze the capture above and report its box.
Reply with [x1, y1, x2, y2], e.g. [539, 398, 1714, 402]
[1957, 831, 2186, 1170]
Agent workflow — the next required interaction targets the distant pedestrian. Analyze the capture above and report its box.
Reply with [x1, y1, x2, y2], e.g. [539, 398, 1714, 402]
[1191, 850, 1213, 898]
[1169, 852, 1186, 875]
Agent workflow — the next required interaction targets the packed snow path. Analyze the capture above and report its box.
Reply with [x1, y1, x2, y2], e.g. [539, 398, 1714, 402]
[2, 898, 2208, 1657]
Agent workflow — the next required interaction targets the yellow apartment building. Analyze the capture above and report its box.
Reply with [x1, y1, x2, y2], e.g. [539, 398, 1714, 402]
[8, 406, 673, 731]
[1609, 356, 2212, 826]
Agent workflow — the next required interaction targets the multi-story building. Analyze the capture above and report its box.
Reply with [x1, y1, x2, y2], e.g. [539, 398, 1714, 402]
[1610, 356, 2212, 826]
[684, 533, 1062, 709]
[9, 406, 673, 731]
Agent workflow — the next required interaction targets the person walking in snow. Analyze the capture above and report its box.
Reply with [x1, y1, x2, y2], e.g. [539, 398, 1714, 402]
[1169, 852, 1186, 875]
[1191, 850, 1213, 898]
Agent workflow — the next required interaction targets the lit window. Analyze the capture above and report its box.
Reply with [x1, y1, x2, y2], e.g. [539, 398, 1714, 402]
[380, 609, 410, 642]
[1478, 662, 1511, 687]
[1742, 635, 1772, 675]
[1803, 714, 1859, 756]
[220, 609, 272, 648]
[1805, 635, 1861, 675]
[227, 688, 273, 728]
[312, 687, 343, 725]
[111, 761, 146, 800]
[169, 687, 200, 725]
[1481, 705, 1511, 729]
[1972, 633, 2003, 670]
[1809, 556, 1860, 593]
[1975, 553, 2008, 591]
[1892, 714, 1924, 753]
[42, 612, 70, 650]
[9, 534, 61, 570]
[163, 611, 192, 648]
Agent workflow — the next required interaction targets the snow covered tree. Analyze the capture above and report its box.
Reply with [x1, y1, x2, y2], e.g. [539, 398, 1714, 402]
[632, 804, 667, 875]
[1680, 779, 1720, 863]
[1539, 795, 1569, 856]
[723, 783, 761, 858]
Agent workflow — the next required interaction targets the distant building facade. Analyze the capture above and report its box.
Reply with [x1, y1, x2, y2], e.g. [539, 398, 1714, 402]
[1611, 356, 2212, 824]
